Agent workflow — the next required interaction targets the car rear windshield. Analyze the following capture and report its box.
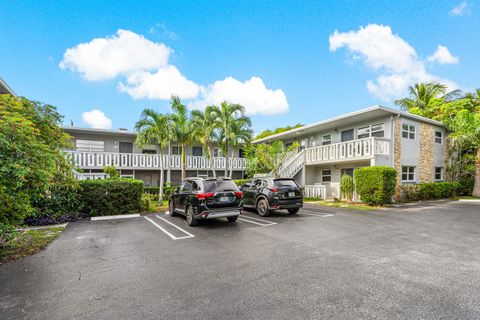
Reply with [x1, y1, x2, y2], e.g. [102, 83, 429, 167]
[273, 179, 298, 187]
[204, 180, 239, 192]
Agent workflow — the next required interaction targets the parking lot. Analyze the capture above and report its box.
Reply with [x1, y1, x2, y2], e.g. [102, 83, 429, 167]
[1, 201, 480, 319]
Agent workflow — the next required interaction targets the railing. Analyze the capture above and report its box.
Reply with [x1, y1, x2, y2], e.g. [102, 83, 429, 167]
[72, 169, 109, 180]
[277, 150, 305, 178]
[305, 137, 390, 164]
[65, 151, 247, 170]
[304, 185, 326, 199]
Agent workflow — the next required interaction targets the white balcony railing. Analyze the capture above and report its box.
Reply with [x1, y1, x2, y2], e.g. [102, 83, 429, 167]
[304, 137, 390, 164]
[65, 151, 247, 171]
[304, 185, 327, 199]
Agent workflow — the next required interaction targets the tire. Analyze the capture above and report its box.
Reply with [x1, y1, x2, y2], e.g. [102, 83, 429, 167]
[288, 208, 299, 215]
[169, 201, 176, 217]
[227, 216, 238, 222]
[186, 205, 198, 226]
[256, 198, 271, 217]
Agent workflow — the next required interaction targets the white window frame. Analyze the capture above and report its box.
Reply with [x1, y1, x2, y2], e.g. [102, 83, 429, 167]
[213, 147, 223, 157]
[401, 166, 416, 182]
[192, 146, 203, 157]
[357, 126, 370, 139]
[171, 145, 183, 155]
[435, 131, 443, 144]
[402, 124, 416, 140]
[356, 123, 385, 139]
[321, 169, 332, 183]
[76, 139, 105, 152]
[322, 134, 332, 145]
[435, 167, 443, 181]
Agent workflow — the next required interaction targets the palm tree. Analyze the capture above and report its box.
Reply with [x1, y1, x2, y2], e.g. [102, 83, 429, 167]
[450, 110, 480, 197]
[394, 82, 462, 111]
[191, 108, 218, 178]
[208, 101, 247, 177]
[170, 96, 192, 180]
[228, 116, 253, 178]
[134, 109, 171, 202]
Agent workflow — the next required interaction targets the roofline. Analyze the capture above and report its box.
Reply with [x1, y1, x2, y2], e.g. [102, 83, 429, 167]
[61, 126, 137, 136]
[253, 105, 444, 143]
[0, 77, 16, 96]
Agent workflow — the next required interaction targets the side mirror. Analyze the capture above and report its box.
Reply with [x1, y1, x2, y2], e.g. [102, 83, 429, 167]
[241, 183, 251, 191]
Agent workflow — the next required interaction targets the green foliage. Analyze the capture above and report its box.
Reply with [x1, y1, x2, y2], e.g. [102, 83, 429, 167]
[340, 175, 355, 202]
[255, 123, 303, 140]
[78, 179, 143, 216]
[354, 166, 397, 205]
[143, 182, 176, 198]
[0, 95, 72, 226]
[233, 179, 251, 187]
[253, 141, 300, 176]
[140, 194, 154, 212]
[0, 224, 18, 247]
[400, 182, 462, 202]
[103, 165, 119, 179]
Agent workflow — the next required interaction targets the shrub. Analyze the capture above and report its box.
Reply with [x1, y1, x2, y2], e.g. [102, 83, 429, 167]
[0, 223, 18, 247]
[140, 194, 154, 212]
[144, 182, 177, 198]
[400, 182, 461, 201]
[103, 165, 119, 179]
[78, 179, 143, 216]
[340, 175, 354, 202]
[234, 179, 251, 187]
[354, 166, 397, 205]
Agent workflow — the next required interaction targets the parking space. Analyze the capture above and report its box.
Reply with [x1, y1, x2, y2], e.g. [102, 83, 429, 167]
[2, 201, 480, 319]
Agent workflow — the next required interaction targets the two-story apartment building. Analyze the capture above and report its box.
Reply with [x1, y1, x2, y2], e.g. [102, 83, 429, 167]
[253, 105, 447, 199]
[63, 126, 247, 186]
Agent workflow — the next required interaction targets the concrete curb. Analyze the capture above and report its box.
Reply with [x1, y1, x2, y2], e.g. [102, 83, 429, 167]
[458, 199, 480, 203]
[91, 214, 140, 221]
[17, 223, 68, 231]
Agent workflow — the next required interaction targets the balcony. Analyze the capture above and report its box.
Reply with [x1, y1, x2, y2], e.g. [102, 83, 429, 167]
[65, 151, 247, 171]
[304, 137, 390, 165]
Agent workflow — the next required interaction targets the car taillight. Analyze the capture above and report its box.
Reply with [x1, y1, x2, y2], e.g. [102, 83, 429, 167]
[234, 191, 243, 198]
[269, 188, 280, 193]
[195, 192, 215, 200]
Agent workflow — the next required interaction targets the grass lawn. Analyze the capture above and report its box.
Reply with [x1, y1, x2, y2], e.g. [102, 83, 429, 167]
[150, 200, 169, 212]
[304, 198, 378, 211]
[0, 226, 65, 264]
[450, 196, 480, 200]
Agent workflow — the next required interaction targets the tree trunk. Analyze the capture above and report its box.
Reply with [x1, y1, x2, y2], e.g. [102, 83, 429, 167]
[473, 146, 480, 197]
[229, 148, 235, 178]
[181, 143, 186, 180]
[208, 144, 216, 178]
[224, 143, 229, 177]
[159, 150, 164, 202]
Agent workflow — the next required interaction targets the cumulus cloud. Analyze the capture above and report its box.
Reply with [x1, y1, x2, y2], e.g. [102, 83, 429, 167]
[60, 29, 171, 81]
[450, 2, 471, 16]
[427, 45, 459, 65]
[193, 76, 288, 115]
[329, 24, 459, 101]
[82, 109, 112, 129]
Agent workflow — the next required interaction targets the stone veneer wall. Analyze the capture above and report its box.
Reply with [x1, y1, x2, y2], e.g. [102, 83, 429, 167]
[418, 123, 435, 182]
[393, 117, 402, 200]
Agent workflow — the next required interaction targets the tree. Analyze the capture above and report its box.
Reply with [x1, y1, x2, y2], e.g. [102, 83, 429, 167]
[191, 108, 218, 177]
[134, 109, 171, 201]
[394, 82, 462, 112]
[103, 165, 119, 179]
[254, 141, 299, 176]
[449, 110, 480, 197]
[228, 116, 253, 178]
[255, 123, 303, 140]
[0, 95, 72, 226]
[170, 96, 192, 180]
[209, 101, 247, 177]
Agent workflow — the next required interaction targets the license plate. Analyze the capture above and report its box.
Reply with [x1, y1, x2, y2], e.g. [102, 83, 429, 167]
[288, 192, 295, 197]
[219, 196, 229, 202]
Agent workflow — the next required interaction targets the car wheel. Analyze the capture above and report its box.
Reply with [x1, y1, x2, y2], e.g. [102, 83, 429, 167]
[227, 216, 238, 222]
[169, 201, 176, 217]
[256, 199, 270, 217]
[288, 208, 299, 215]
[186, 205, 198, 226]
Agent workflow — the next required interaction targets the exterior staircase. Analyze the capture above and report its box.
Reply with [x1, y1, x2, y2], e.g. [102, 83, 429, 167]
[277, 150, 305, 178]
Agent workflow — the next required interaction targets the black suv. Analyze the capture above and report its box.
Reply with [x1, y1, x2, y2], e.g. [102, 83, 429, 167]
[169, 177, 243, 226]
[241, 178, 303, 216]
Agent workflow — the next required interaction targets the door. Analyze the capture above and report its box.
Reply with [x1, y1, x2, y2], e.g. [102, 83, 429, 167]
[341, 168, 354, 177]
[177, 180, 193, 212]
[341, 129, 354, 142]
[243, 179, 262, 206]
[119, 142, 133, 153]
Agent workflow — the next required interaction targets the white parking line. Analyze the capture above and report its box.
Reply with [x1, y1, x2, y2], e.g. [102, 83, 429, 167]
[238, 216, 277, 226]
[300, 211, 334, 217]
[155, 215, 195, 238]
[144, 216, 194, 240]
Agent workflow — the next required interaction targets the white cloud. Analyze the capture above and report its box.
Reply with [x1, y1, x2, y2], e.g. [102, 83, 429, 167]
[329, 24, 459, 101]
[427, 45, 459, 65]
[82, 109, 112, 129]
[59, 29, 171, 81]
[450, 2, 471, 16]
[117, 66, 200, 100]
[193, 76, 288, 115]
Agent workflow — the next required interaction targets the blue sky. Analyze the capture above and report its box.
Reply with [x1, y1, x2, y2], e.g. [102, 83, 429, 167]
[0, 0, 478, 133]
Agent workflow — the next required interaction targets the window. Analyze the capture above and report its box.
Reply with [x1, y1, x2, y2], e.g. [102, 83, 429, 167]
[192, 146, 203, 156]
[180, 180, 192, 192]
[142, 149, 156, 154]
[321, 169, 332, 182]
[401, 166, 415, 182]
[171, 145, 182, 155]
[341, 168, 354, 177]
[191, 180, 200, 191]
[371, 123, 385, 137]
[322, 134, 332, 145]
[213, 148, 223, 157]
[341, 129, 354, 142]
[76, 140, 104, 152]
[357, 126, 370, 139]
[435, 131, 443, 144]
[435, 167, 443, 181]
[119, 142, 133, 153]
[402, 124, 416, 140]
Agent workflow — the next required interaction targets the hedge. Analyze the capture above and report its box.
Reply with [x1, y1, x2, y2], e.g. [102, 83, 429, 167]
[400, 182, 461, 202]
[144, 183, 176, 198]
[78, 179, 143, 216]
[354, 166, 397, 205]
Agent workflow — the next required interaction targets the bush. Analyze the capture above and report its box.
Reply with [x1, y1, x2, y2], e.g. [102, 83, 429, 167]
[144, 182, 177, 199]
[400, 182, 461, 201]
[340, 175, 354, 202]
[103, 165, 119, 179]
[0, 223, 18, 247]
[354, 166, 397, 205]
[78, 179, 143, 216]
[234, 179, 251, 187]
[140, 194, 154, 212]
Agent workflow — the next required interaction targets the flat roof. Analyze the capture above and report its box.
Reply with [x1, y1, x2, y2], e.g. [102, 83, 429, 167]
[253, 105, 444, 143]
[62, 126, 137, 137]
